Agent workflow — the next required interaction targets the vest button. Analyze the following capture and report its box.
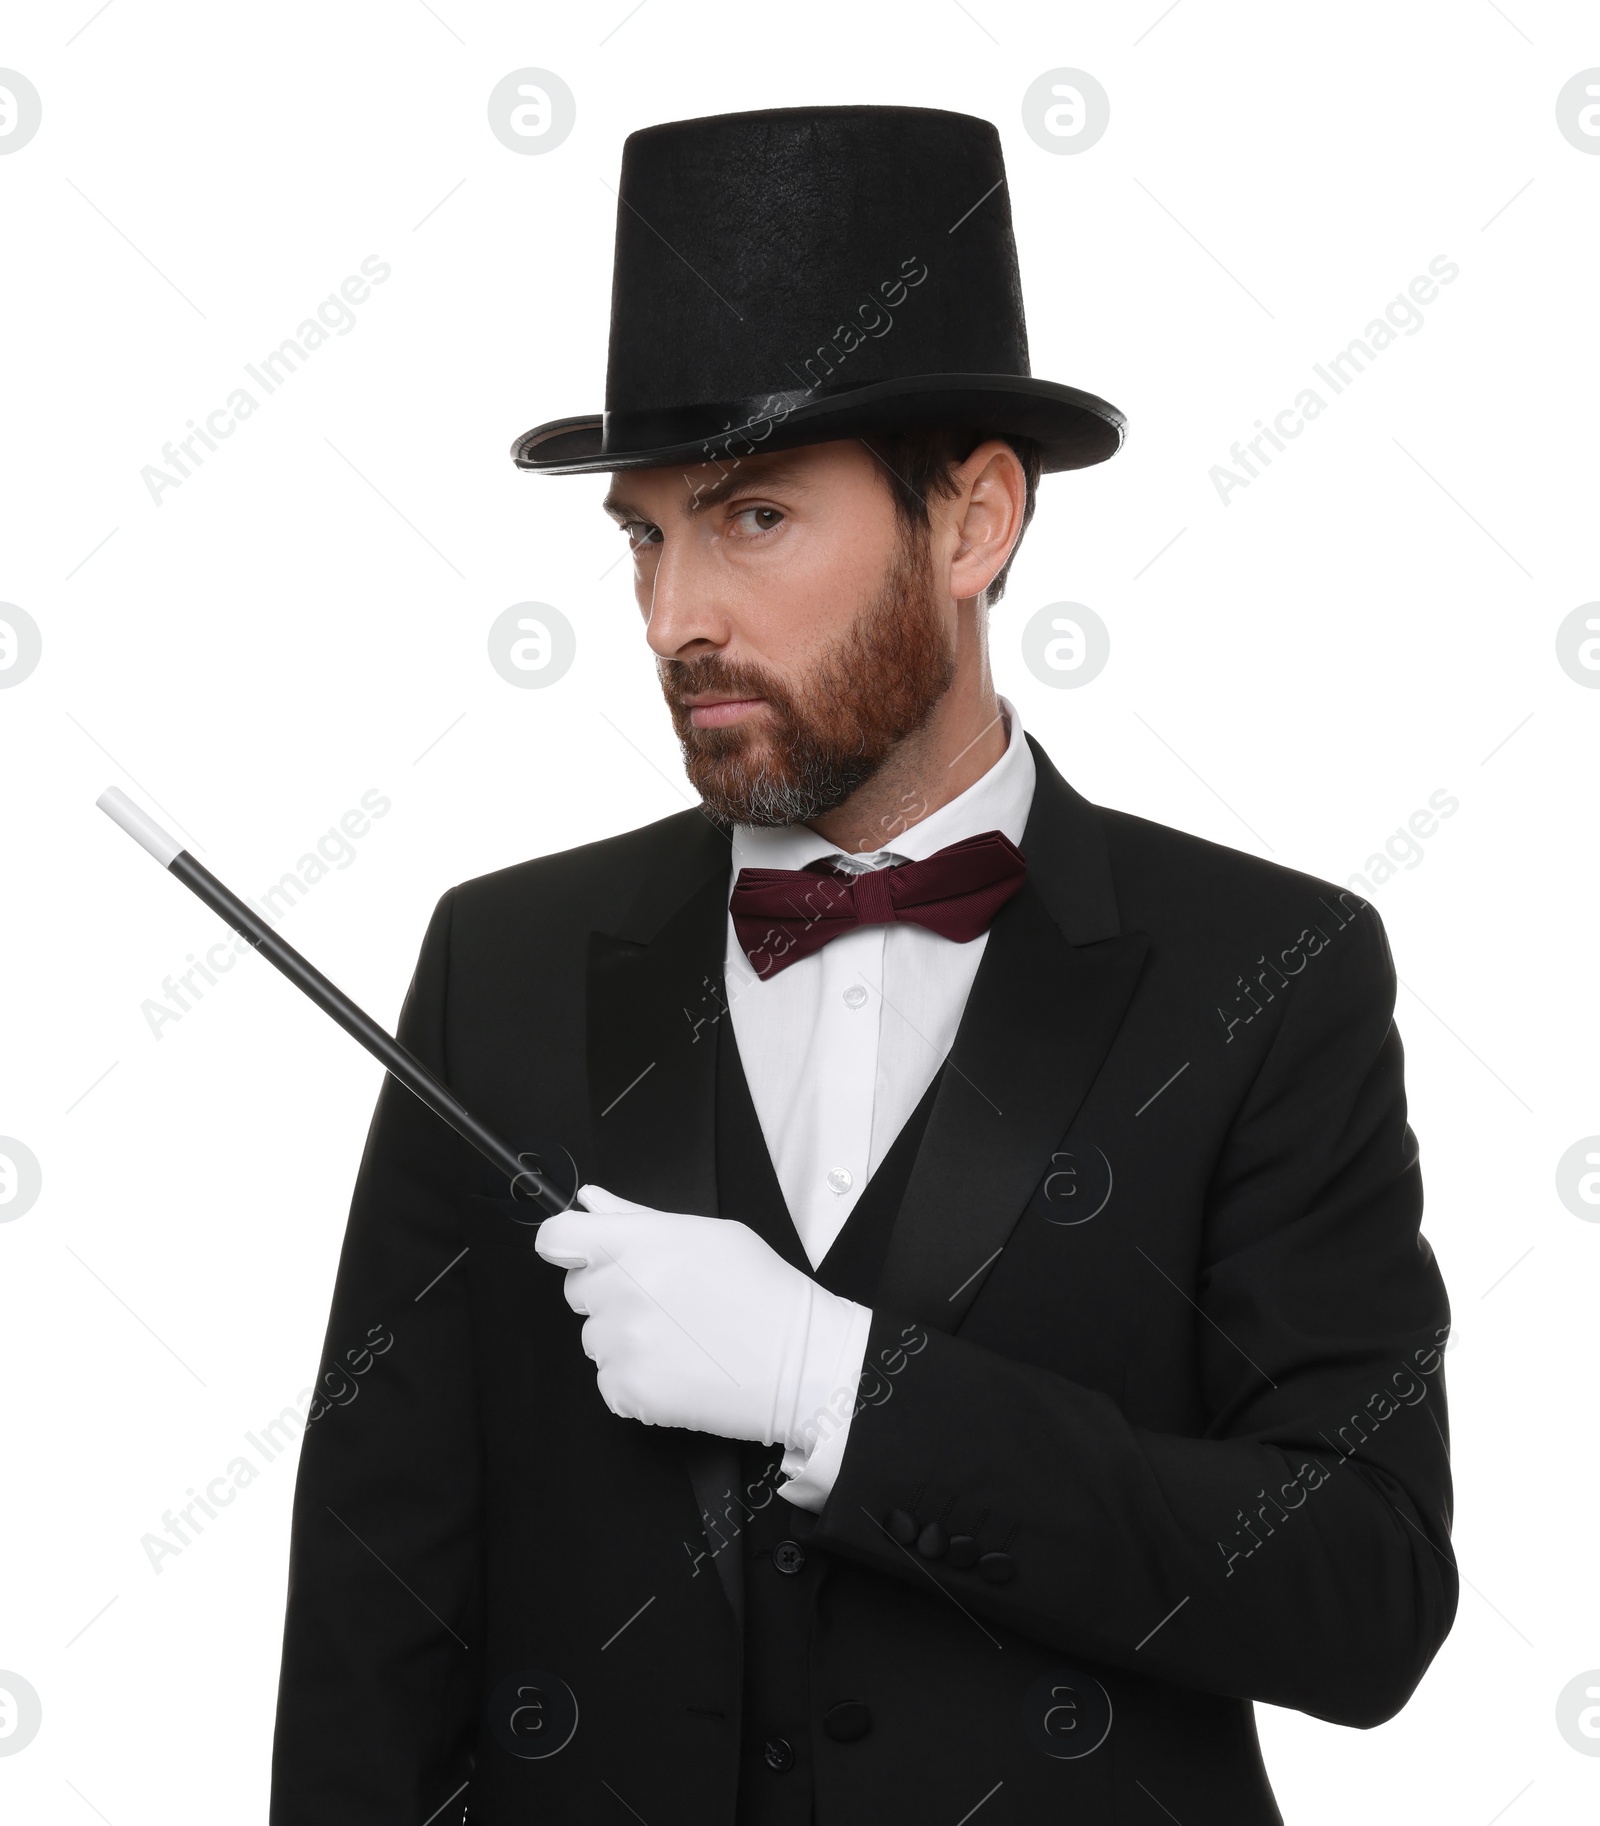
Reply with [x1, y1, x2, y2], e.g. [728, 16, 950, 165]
[978, 1551, 1016, 1584]
[763, 1736, 795, 1771]
[916, 1521, 948, 1559]
[771, 1539, 805, 1575]
[822, 1700, 872, 1742]
[884, 1507, 917, 1544]
[947, 1534, 979, 1569]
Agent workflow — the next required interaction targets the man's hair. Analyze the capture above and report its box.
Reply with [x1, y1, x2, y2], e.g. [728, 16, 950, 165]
[860, 427, 1042, 605]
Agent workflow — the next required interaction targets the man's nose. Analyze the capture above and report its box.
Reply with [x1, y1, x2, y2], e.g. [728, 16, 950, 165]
[642, 535, 726, 660]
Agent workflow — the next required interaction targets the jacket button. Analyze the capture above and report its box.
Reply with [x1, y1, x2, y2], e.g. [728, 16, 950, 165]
[763, 1737, 795, 1771]
[916, 1521, 948, 1559]
[771, 1539, 805, 1575]
[978, 1551, 1016, 1584]
[884, 1507, 917, 1544]
[822, 1700, 872, 1742]
[946, 1534, 979, 1569]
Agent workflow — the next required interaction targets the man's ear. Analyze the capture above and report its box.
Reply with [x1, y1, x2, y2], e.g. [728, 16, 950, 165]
[946, 440, 1027, 603]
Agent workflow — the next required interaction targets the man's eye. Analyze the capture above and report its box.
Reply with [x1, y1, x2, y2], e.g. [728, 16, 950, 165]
[622, 521, 661, 549]
[732, 506, 783, 535]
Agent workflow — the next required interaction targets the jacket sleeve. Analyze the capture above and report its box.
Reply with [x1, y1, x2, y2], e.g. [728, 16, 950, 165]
[810, 900, 1457, 1729]
[269, 888, 485, 1824]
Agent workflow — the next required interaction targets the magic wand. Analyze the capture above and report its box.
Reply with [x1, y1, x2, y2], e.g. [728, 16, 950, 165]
[96, 786, 578, 1218]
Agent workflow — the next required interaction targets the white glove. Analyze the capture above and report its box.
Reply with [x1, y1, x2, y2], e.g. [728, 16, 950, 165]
[534, 1182, 872, 1455]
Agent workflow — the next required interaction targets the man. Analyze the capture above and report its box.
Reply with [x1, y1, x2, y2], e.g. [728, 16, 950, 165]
[270, 107, 1455, 1825]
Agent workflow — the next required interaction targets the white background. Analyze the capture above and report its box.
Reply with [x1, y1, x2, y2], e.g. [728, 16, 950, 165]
[2, 2, 1597, 1820]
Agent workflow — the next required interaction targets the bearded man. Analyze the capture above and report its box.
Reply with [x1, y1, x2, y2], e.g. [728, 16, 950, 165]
[269, 106, 1456, 1826]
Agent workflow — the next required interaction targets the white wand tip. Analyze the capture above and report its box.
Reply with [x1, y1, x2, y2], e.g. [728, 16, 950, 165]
[97, 787, 184, 868]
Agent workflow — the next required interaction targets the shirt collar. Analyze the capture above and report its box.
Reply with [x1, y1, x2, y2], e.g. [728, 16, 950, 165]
[728, 695, 1036, 882]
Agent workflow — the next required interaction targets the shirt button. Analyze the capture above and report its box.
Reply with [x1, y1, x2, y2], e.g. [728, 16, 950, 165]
[763, 1737, 795, 1772]
[772, 1539, 805, 1575]
[826, 1167, 854, 1196]
[843, 983, 868, 1008]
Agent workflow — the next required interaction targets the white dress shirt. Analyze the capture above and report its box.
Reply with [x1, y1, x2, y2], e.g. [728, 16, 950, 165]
[722, 697, 1037, 1509]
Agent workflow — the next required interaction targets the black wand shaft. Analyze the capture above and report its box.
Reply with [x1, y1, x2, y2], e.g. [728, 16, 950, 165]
[97, 785, 570, 1217]
[171, 853, 567, 1214]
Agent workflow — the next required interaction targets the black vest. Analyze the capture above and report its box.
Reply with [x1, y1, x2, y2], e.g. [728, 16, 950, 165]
[715, 1014, 943, 1826]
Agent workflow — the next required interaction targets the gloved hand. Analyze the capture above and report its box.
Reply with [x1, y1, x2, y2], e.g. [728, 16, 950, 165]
[534, 1182, 872, 1452]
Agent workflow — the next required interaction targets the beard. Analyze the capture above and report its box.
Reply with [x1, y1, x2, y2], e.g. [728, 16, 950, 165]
[658, 529, 958, 829]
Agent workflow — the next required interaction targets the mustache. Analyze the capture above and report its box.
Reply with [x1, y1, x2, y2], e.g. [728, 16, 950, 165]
[659, 652, 792, 713]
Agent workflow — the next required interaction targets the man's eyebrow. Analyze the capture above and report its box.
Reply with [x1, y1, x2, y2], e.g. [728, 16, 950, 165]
[600, 486, 645, 522]
[601, 456, 809, 524]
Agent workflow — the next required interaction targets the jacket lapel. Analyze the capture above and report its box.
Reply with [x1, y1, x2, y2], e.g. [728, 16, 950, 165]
[874, 737, 1149, 1333]
[585, 812, 731, 1214]
[585, 808, 745, 1630]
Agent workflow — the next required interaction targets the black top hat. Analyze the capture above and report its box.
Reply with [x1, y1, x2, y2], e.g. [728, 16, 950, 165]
[510, 105, 1124, 477]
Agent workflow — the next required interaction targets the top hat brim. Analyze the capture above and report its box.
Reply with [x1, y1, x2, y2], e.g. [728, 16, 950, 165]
[509, 374, 1125, 477]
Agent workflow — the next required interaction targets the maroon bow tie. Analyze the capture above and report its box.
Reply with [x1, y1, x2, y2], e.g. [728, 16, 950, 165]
[730, 830, 1027, 979]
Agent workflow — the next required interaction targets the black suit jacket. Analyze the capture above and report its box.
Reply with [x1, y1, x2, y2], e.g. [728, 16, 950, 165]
[269, 735, 1456, 1825]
